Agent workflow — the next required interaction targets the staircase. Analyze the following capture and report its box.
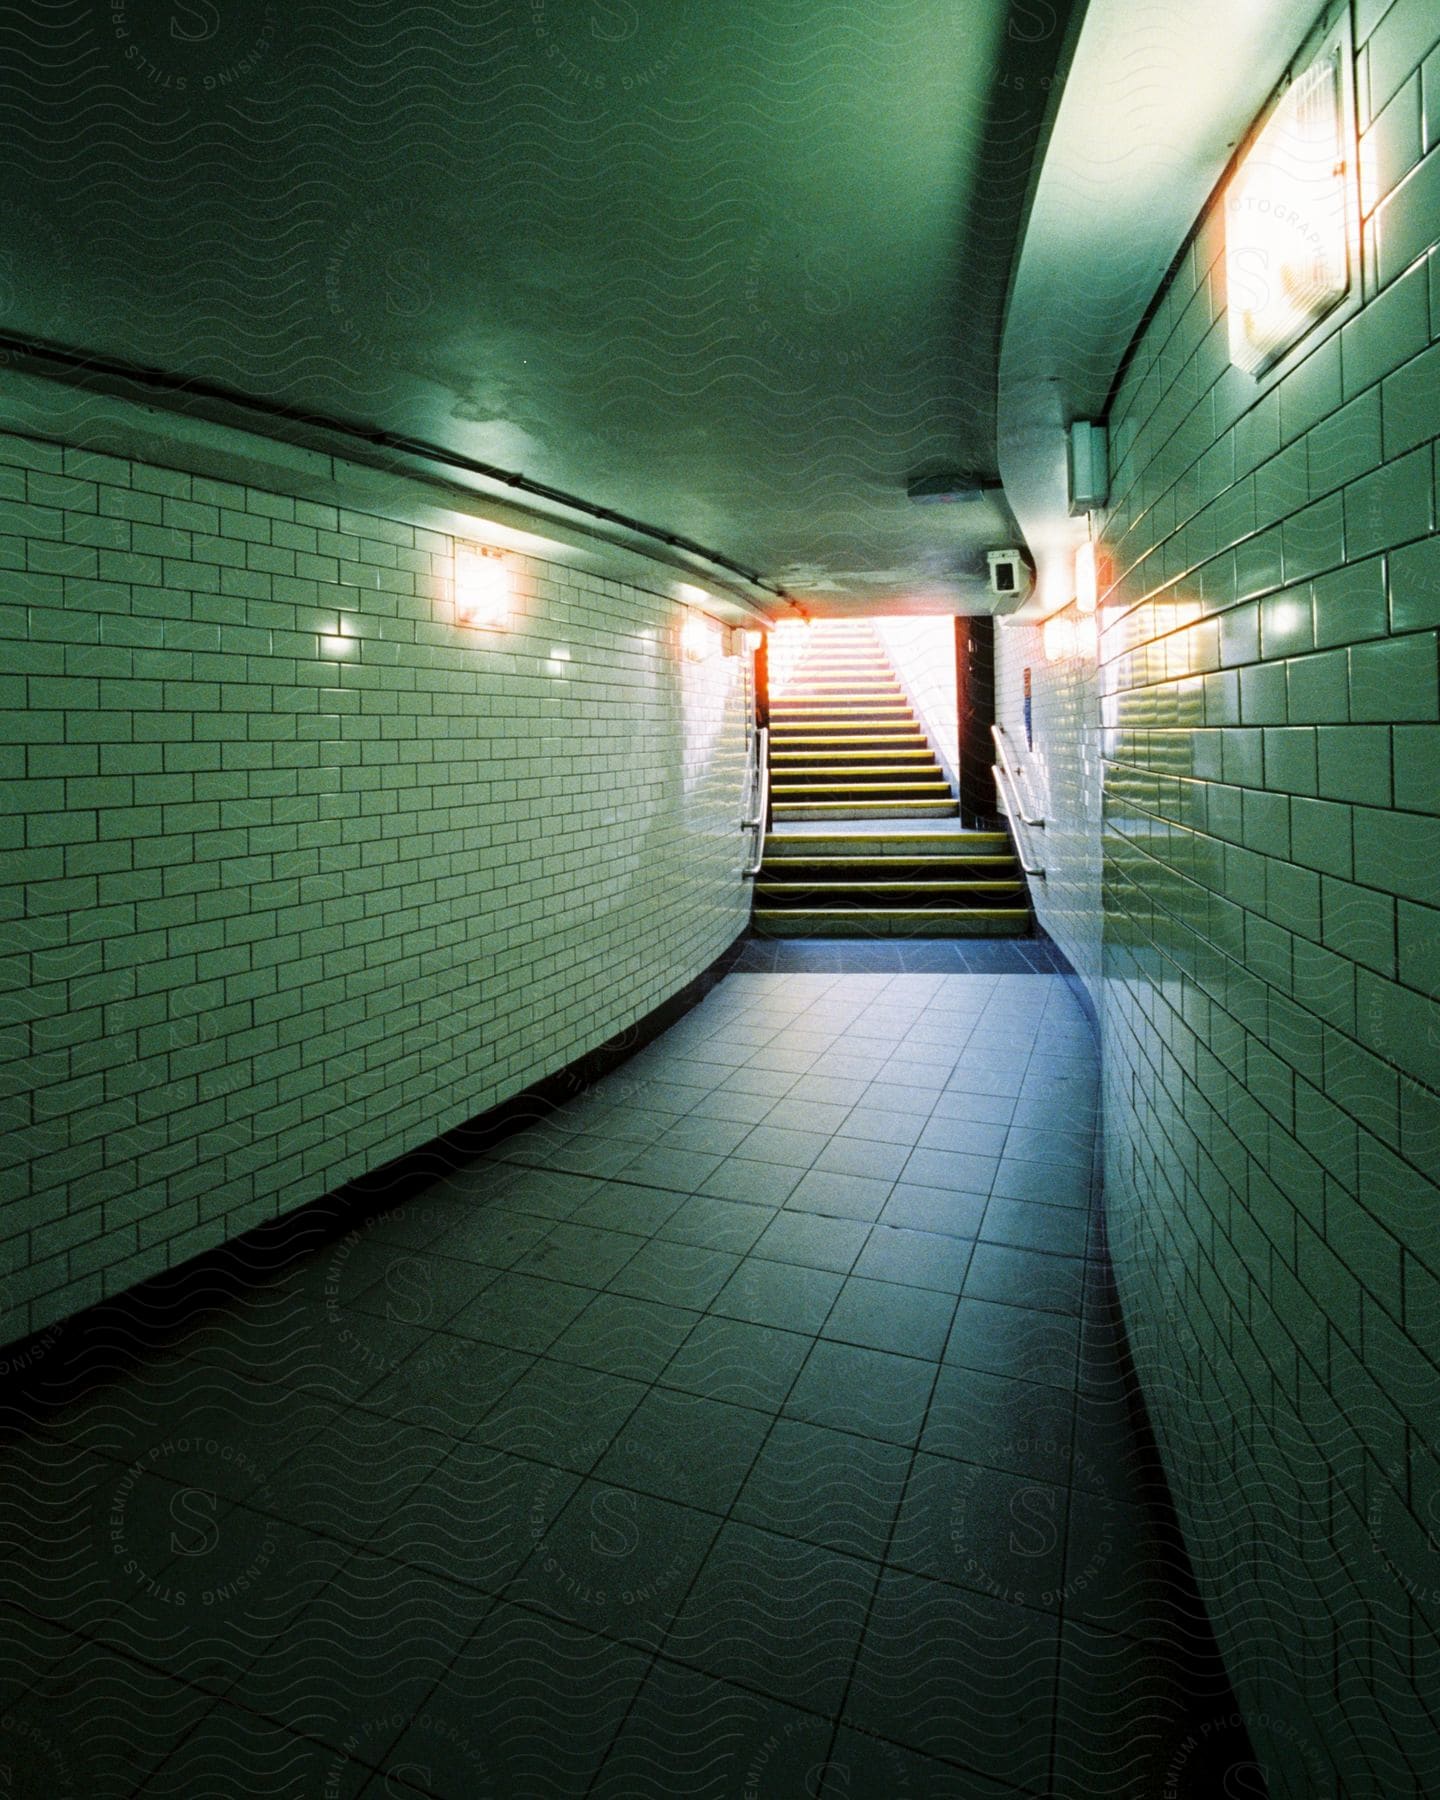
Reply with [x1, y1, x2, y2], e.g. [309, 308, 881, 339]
[753, 621, 1031, 938]
[769, 622, 954, 821]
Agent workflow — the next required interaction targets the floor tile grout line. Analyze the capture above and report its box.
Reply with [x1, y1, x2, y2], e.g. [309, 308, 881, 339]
[10, 967, 1111, 1797]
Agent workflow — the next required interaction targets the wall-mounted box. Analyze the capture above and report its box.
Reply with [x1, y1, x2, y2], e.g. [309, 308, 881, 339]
[1068, 421, 1109, 513]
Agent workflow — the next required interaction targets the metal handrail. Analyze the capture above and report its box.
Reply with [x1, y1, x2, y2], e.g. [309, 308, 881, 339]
[989, 724, 1045, 879]
[741, 725, 769, 879]
[990, 724, 1044, 826]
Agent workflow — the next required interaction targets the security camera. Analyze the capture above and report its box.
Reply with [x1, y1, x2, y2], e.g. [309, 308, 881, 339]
[987, 550, 1030, 597]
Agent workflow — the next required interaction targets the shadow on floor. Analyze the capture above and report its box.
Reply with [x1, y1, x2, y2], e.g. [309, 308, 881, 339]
[0, 967, 1258, 1796]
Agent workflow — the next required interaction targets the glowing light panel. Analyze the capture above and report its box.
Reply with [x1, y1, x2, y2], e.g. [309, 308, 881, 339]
[682, 613, 719, 662]
[1226, 51, 1349, 376]
[453, 543, 511, 629]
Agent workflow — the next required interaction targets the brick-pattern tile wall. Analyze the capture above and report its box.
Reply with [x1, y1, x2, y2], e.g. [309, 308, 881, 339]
[999, 4, 1440, 1792]
[0, 431, 752, 1352]
[995, 624, 1105, 1000]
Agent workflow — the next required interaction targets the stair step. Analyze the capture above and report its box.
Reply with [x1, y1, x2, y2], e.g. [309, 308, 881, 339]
[774, 695, 908, 708]
[772, 780, 952, 796]
[753, 908, 1030, 939]
[773, 800, 959, 819]
[763, 833, 1010, 856]
[777, 766, 943, 781]
[755, 881, 1026, 904]
[772, 722, 916, 732]
[771, 750, 937, 764]
[786, 678, 901, 689]
[758, 855, 1019, 874]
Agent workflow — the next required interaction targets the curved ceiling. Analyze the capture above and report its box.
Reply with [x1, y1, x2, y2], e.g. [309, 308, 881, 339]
[0, 0, 1076, 613]
[996, 0, 1322, 621]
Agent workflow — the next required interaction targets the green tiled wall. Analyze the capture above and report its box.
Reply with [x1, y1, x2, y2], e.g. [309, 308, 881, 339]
[0, 430, 752, 1352]
[1001, 3, 1440, 1791]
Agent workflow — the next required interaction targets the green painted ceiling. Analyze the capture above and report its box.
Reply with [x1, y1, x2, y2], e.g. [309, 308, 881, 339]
[1, 0, 1075, 610]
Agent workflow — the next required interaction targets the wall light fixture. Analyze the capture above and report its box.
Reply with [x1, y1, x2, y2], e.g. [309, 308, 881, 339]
[1226, 47, 1350, 376]
[453, 543, 511, 629]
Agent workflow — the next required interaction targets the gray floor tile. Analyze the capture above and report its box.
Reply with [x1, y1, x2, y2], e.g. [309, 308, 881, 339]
[382, 1601, 651, 1796]
[658, 1115, 754, 1156]
[267, 1410, 456, 1543]
[685, 1087, 777, 1125]
[699, 1157, 805, 1206]
[234, 1551, 492, 1757]
[783, 1168, 893, 1222]
[0, 967, 1232, 1800]
[1049, 1619, 1212, 1800]
[710, 1257, 844, 1333]
[762, 1097, 854, 1134]
[822, 1275, 956, 1360]
[346, 1247, 497, 1330]
[942, 1066, 1025, 1099]
[360, 1333, 536, 1436]
[539, 1135, 640, 1180]
[573, 1181, 690, 1236]
[784, 1340, 937, 1446]
[823, 1727, 1028, 1798]
[1061, 1493, 1201, 1642]
[481, 1167, 606, 1220]
[916, 1116, 1011, 1158]
[592, 1387, 771, 1513]
[981, 1197, 1090, 1259]
[369, 1439, 581, 1594]
[990, 1158, 1092, 1208]
[922, 1364, 1074, 1484]
[607, 1238, 740, 1309]
[719, 1065, 799, 1097]
[836, 1105, 928, 1146]
[590, 1660, 831, 1799]
[1071, 1392, 1161, 1509]
[731, 1417, 910, 1562]
[944, 1297, 1080, 1389]
[617, 1145, 726, 1193]
[144, 1699, 375, 1799]
[735, 1123, 830, 1168]
[858, 1079, 937, 1116]
[963, 1243, 1086, 1315]
[570, 1102, 675, 1145]
[787, 1074, 870, 1107]
[508, 1478, 721, 1649]
[750, 1210, 872, 1274]
[901, 1145, 1002, 1194]
[514, 1221, 644, 1289]
[879, 1182, 987, 1237]
[430, 1206, 553, 1271]
[93, 1503, 348, 1695]
[445, 1271, 594, 1354]
[930, 1090, 1017, 1126]
[547, 1291, 700, 1381]
[468, 1362, 648, 1473]
[1003, 1127, 1095, 1168]
[660, 1314, 811, 1410]
[891, 1453, 1067, 1611]
[658, 1194, 776, 1253]
[854, 1225, 974, 1293]
[813, 1136, 912, 1181]
[844, 1568, 1060, 1790]
[664, 1520, 878, 1713]
[352, 1194, 472, 1252]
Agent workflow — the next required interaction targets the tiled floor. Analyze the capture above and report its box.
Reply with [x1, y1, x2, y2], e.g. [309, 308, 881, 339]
[0, 967, 1248, 1797]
